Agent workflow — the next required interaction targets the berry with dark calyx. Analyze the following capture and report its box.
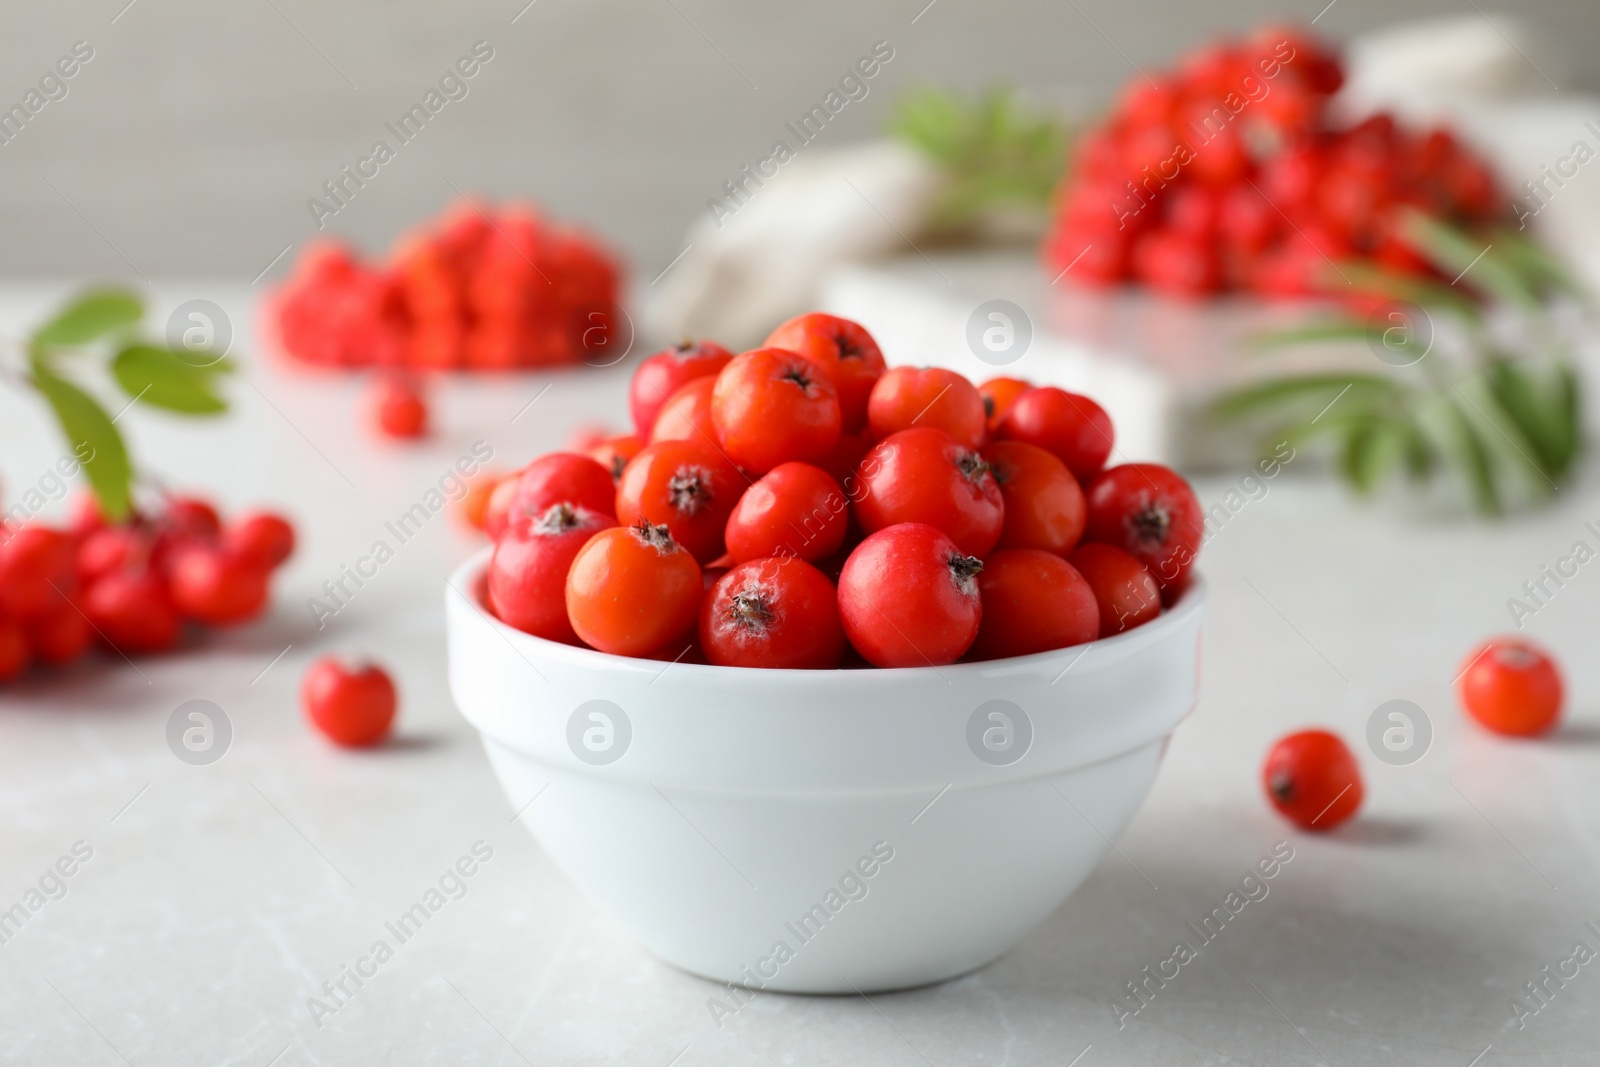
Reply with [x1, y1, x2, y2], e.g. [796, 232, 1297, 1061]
[711, 348, 841, 473]
[1084, 463, 1203, 591]
[982, 440, 1085, 556]
[615, 439, 744, 564]
[630, 338, 734, 439]
[699, 557, 844, 669]
[978, 377, 1030, 435]
[565, 520, 703, 656]
[853, 428, 1005, 558]
[837, 523, 984, 668]
[509, 453, 617, 522]
[966, 549, 1099, 661]
[587, 434, 643, 483]
[489, 502, 616, 643]
[763, 313, 885, 434]
[1263, 730, 1363, 830]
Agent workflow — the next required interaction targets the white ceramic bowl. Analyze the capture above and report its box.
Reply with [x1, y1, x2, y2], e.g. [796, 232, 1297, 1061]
[446, 549, 1204, 994]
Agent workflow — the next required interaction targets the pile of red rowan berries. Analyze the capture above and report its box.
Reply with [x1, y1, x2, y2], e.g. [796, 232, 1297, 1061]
[479, 312, 1204, 670]
[0, 495, 295, 681]
[269, 199, 621, 371]
[1046, 24, 1506, 298]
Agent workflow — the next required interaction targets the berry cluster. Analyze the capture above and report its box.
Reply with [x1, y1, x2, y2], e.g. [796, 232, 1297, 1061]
[481, 313, 1204, 669]
[269, 199, 621, 370]
[0, 496, 295, 681]
[1045, 24, 1506, 298]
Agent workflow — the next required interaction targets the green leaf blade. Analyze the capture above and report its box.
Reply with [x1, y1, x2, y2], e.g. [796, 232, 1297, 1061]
[31, 289, 143, 349]
[28, 369, 133, 521]
[111, 345, 229, 415]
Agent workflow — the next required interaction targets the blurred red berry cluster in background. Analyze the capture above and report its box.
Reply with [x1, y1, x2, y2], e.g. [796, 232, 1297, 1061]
[1045, 24, 1507, 299]
[269, 199, 622, 371]
[0, 495, 295, 682]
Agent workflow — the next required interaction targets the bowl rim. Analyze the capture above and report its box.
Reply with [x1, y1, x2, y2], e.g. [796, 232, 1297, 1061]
[448, 547, 1205, 685]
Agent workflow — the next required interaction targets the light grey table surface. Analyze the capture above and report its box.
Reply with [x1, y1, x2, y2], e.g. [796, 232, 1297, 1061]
[1, 285, 1598, 1066]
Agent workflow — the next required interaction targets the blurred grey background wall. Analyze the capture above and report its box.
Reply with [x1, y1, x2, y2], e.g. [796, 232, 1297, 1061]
[2, 0, 1595, 282]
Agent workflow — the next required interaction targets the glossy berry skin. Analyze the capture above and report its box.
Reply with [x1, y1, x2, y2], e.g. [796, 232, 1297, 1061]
[374, 374, 428, 438]
[224, 512, 296, 569]
[866, 367, 987, 449]
[982, 440, 1085, 556]
[967, 549, 1099, 661]
[509, 453, 616, 524]
[724, 462, 847, 564]
[648, 376, 718, 445]
[489, 503, 615, 643]
[482, 476, 521, 541]
[712, 348, 841, 473]
[164, 497, 222, 539]
[764, 313, 885, 433]
[168, 547, 270, 625]
[629, 339, 734, 439]
[979, 377, 1030, 434]
[699, 557, 845, 669]
[84, 570, 181, 654]
[1457, 638, 1563, 737]
[28, 603, 92, 665]
[302, 657, 397, 747]
[69, 494, 110, 539]
[998, 387, 1115, 483]
[615, 439, 743, 564]
[837, 523, 983, 668]
[565, 521, 702, 657]
[587, 434, 643, 483]
[1067, 543, 1161, 635]
[1263, 730, 1363, 831]
[0, 619, 29, 681]
[75, 528, 151, 599]
[0, 527, 75, 619]
[1084, 463, 1204, 591]
[854, 428, 1005, 558]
